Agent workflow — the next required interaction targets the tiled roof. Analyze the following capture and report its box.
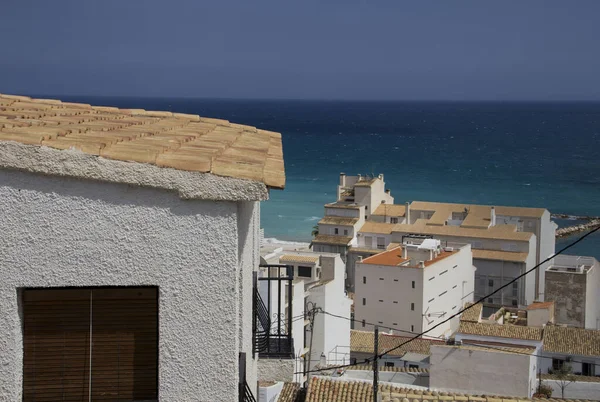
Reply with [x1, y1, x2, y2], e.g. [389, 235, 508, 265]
[279, 254, 320, 264]
[319, 216, 359, 226]
[350, 330, 443, 357]
[437, 343, 536, 356]
[358, 221, 396, 234]
[458, 321, 543, 341]
[393, 220, 533, 241]
[325, 202, 361, 210]
[278, 382, 301, 402]
[305, 377, 584, 402]
[527, 301, 555, 310]
[409, 201, 547, 219]
[311, 234, 353, 246]
[543, 325, 600, 357]
[460, 302, 483, 323]
[472, 249, 529, 263]
[349, 365, 429, 373]
[360, 247, 406, 267]
[372, 204, 406, 217]
[0, 94, 284, 188]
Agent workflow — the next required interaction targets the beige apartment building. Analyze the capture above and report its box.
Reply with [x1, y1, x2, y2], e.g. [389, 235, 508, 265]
[312, 173, 557, 309]
[354, 238, 475, 338]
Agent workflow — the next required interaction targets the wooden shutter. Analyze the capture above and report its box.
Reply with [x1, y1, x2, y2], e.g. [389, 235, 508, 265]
[23, 289, 91, 402]
[91, 288, 158, 401]
[22, 287, 158, 401]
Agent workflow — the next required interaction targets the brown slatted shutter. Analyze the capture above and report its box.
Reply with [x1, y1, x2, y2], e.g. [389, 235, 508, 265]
[23, 289, 91, 402]
[91, 288, 158, 401]
[22, 287, 158, 401]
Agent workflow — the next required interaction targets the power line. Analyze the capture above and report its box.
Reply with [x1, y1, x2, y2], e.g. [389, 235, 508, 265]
[298, 225, 600, 375]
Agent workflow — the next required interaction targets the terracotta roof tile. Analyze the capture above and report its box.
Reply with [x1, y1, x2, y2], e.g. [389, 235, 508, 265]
[0, 94, 285, 189]
[543, 325, 600, 357]
[279, 254, 320, 264]
[319, 216, 359, 226]
[311, 234, 353, 246]
[372, 204, 406, 217]
[460, 302, 483, 323]
[350, 330, 443, 357]
[458, 321, 543, 341]
[278, 382, 301, 402]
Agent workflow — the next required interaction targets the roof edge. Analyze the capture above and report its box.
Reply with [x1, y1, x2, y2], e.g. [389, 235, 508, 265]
[0, 141, 269, 201]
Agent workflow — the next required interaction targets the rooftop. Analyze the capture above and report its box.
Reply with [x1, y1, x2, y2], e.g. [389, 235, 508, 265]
[460, 302, 483, 323]
[319, 216, 359, 226]
[372, 204, 406, 217]
[543, 325, 600, 357]
[0, 94, 285, 198]
[472, 249, 529, 263]
[358, 221, 396, 235]
[457, 321, 543, 341]
[393, 219, 533, 241]
[409, 200, 547, 219]
[351, 330, 444, 356]
[359, 246, 457, 268]
[279, 254, 320, 264]
[311, 234, 353, 246]
[325, 202, 361, 210]
[436, 343, 536, 356]
[526, 301, 555, 311]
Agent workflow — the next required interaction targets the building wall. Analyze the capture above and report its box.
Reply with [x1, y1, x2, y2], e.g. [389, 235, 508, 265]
[585, 262, 600, 329]
[357, 232, 392, 250]
[539, 352, 600, 377]
[473, 259, 526, 306]
[543, 379, 600, 401]
[545, 270, 587, 327]
[527, 307, 553, 327]
[430, 346, 536, 398]
[537, 211, 556, 300]
[420, 247, 475, 338]
[0, 169, 251, 401]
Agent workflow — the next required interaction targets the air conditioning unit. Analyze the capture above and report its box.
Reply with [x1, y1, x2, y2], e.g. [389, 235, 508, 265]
[444, 247, 454, 252]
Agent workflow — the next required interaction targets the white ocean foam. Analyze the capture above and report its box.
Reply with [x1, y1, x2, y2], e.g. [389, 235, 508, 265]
[304, 216, 320, 222]
[263, 237, 310, 246]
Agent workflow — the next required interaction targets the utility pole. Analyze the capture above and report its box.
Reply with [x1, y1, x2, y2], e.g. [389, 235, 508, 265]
[373, 325, 379, 402]
[305, 302, 320, 388]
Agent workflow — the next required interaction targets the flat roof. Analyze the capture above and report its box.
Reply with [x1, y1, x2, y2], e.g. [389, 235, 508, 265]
[0, 94, 285, 191]
[324, 202, 361, 210]
[409, 200, 547, 219]
[311, 234, 353, 246]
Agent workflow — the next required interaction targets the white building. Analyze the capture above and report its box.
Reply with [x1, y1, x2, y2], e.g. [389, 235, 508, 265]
[259, 250, 352, 382]
[0, 94, 286, 401]
[430, 343, 538, 398]
[354, 238, 475, 338]
[540, 325, 600, 377]
[545, 255, 600, 329]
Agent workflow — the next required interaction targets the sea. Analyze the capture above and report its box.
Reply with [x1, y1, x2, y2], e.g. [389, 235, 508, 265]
[42, 96, 600, 259]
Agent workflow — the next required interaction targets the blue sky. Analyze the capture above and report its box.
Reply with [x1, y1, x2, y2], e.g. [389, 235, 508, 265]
[1, 0, 599, 100]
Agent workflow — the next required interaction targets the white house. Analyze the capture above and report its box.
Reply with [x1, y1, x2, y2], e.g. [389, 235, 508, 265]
[354, 238, 475, 338]
[545, 255, 600, 329]
[541, 325, 600, 377]
[259, 250, 352, 383]
[0, 94, 286, 401]
[430, 343, 538, 398]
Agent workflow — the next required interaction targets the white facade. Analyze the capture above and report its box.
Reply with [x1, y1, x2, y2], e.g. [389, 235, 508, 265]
[0, 169, 261, 401]
[430, 345, 537, 398]
[354, 239, 475, 338]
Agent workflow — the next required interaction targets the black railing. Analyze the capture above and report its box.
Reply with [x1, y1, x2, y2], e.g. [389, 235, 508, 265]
[253, 265, 294, 359]
[238, 352, 256, 402]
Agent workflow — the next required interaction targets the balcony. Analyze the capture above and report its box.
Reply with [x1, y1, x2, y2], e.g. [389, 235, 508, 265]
[253, 265, 295, 359]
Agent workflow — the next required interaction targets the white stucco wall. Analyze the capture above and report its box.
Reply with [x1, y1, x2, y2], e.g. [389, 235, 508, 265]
[0, 169, 257, 401]
[585, 261, 600, 329]
[430, 345, 536, 398]
[257, 360, 296, 383]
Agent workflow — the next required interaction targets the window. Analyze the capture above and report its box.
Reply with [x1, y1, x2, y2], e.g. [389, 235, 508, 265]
[362, 298, 366, 306]
[392, 322, 398, 326]
[390, 217, 398, 224]
[379, 300, 383, 303]
[297, 266, 312, 278]
[411, 325, 414, 332]
[552, 359, 565, 371]
[452, 305, 457, 310]
[411, 303, 415, 311]
[428, 298, 435, 303]
[344, 229, 348, 236]
[378, 321, 383, 324]
[412, 281, 415, 289]
[439, 270, 448, 276]
[582, 362, 595, 376]
[377, 237, 386, 250]
[393, 301, 398, 304]
[385, 362, 395, 368]
[379, 278, 384, 280]
[512, 286, 518, 297]
[334, 228, 339, 235]
[439, 291, 447, 297]
[22, 287, 159, 400]
[429, 276, 435, 281]
[365, 236, 373, 248]
[394, 279, 398, 282]
[363, 276, 366, 284]
[512, 299, 518, 307]
[472, 241, 483, 249]
[487, 298, 493, 303]
[488, 279, 494, 288]
[452, 285, 457, 289]
[453, 265, 458, 269]
[365, 206, 368, 210]
[362, 320, 366, 328]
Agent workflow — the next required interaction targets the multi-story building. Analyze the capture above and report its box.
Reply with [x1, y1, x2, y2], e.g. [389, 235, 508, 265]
[0, 94, 287, 401]
[354, 237, 475, 338]
[545, 255, 600, 329]
[259, 250, 352, 382]
[314, 173, 557, 309]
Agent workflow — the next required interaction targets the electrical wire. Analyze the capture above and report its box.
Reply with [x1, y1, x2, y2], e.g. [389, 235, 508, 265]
[297, 225, 600, 375]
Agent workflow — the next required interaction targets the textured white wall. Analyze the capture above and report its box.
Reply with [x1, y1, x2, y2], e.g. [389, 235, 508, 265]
[256, 360, 296, 383]
[0, 169, 253, 401]
[430, 345, 535, 397]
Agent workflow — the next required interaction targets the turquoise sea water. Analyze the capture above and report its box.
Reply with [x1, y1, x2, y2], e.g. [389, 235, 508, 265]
[46, 97, 600, 258]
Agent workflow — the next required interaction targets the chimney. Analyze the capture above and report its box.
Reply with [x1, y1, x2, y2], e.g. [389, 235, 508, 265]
[405, 202, 411, 223]
[357, 174, 362, 181]
[378, 173, 384, 181]
[402, 248, 408, 259]
[490, 206, 496, 226]
[340, 172, 346, 187]
[429, 250, 434, 260]
[385, 189, 391, 194]
[419, 261, 425, 268]
[320, 353, 327, 367]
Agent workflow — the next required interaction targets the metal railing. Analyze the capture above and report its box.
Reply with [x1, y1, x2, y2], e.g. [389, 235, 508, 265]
[238, 352, 256, 402]
[253, 265, 295, 359]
